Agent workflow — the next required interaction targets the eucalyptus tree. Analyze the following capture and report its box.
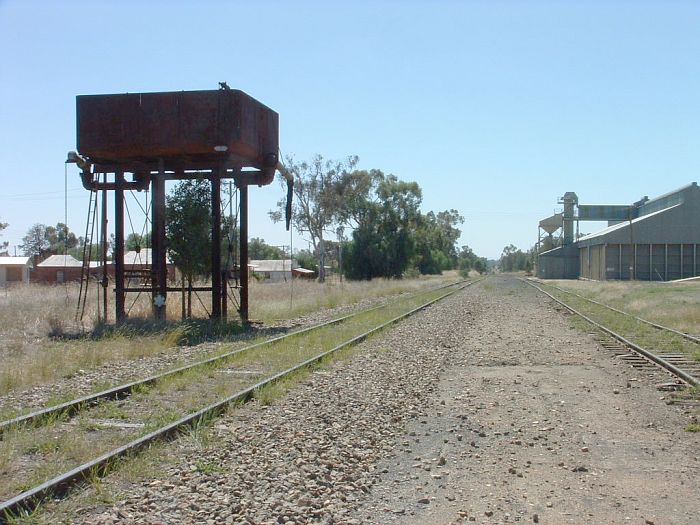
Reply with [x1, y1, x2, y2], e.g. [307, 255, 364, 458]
[270, 154, 358, 282]
[166, 179, 212, 316]
[0, 220, 8, 252]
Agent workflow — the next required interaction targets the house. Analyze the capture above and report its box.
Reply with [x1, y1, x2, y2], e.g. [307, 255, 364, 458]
[292, 267, 315, 279]
[0, 256, 32, 286]
[250, 259, 297, 283]
[32, 254, 84, 283]
[123, 249, 176, 282]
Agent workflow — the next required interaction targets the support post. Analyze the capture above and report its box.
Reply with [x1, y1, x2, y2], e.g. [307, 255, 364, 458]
[152, 162, 167, 321]
[664, 244, 668, 281]
[101, 187, 108, 322]
[114, 171, 126, 323]
[619, 244, 622, 280]
[211, 172, 222, 319]
[587, 246, 590, 279]
[239, 183, 249, 323]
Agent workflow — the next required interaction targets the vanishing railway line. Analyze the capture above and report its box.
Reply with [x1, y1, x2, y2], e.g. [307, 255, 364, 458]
[0, 279, 478, 521]
[525, 279, 700, 388]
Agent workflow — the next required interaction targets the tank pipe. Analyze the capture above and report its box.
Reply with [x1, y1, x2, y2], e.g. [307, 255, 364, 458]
[277, 162, 294, 231]
[66, 151, 95, 190]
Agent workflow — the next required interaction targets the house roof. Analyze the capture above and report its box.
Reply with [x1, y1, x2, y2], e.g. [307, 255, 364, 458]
[250, 259, 296, 272]
[37, 254, 82, 267]
[292, 267, 315, 274]
[124, 249, 172, 265]
[0, 256, 32, 267]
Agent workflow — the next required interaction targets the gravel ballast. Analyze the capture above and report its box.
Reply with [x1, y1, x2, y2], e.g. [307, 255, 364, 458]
[36, 276, 699, 524]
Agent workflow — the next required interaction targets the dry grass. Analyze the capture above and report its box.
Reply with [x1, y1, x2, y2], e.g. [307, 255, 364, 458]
[0, 272, 458, 398]
[547, 279, 700, 335]
[249, 272, 456, 321]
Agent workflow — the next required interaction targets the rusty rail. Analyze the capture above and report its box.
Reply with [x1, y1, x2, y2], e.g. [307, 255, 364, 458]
[524, 279, 699, 387]
[538, 281, 700, 344]
[0, 279, 469, 436]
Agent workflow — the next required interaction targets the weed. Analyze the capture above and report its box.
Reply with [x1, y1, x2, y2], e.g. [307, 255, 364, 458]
[195, 460, 225, 475]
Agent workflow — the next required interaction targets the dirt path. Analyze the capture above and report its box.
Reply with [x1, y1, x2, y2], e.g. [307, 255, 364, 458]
[358, 276, 699, 524]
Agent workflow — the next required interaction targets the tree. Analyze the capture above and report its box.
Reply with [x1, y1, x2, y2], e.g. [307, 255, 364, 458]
[0, 220, 8, 252]
[294, 249, 317, 273]
[166, 180, 212, 317]
[270, 154, 359, 282]
[413, 209, 464, 274]
[125, 232, 152, 251]
[248, 238, 285, 260]
[21, 224, 50, 259]
[21, 222, 79, 260]
[45, 223, 79, 254]
[334, 169, 385, 229]
[458, 245, 488, 277]
[500, 244, 529, 272]
[344, 175, 422, 279]
[473, 257, 488, 275]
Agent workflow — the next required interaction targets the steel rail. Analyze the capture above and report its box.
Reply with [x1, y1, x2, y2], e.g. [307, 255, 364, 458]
[0, 279, 478, 521]
[539, 281, 700, 344]
[0, 279, 468, 436]
[524, 279, 699, 387]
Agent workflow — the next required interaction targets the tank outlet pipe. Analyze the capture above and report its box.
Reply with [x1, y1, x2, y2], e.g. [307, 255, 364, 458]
[66, 151, 95, 190]
[277, 162, 294, 231]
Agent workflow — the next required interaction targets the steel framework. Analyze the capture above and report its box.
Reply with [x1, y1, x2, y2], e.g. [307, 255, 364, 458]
[67, 87, 292, 323]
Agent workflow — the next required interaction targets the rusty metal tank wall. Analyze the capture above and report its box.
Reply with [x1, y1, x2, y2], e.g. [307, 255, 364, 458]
[77, 89, 278, 171]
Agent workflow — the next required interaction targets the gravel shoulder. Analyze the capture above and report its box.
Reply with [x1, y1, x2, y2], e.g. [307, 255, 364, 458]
[34, 276, 699, 524]
[359, 276, 699, 524]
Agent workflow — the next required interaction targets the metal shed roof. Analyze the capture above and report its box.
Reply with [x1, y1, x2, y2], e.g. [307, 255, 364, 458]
[0, 256, 32, 267]
[250, 259, 296, 272]
[37, 255, 82, 267]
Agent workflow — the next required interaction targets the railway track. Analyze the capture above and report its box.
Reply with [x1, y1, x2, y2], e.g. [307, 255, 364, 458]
[0, 278, 479, 521]
[0, 280, 466, 436]
[524, 279, 700, 388]
[542, 281, 700, 344]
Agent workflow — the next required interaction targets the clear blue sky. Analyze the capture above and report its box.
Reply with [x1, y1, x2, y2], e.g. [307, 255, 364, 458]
[1, 0, 698, 260]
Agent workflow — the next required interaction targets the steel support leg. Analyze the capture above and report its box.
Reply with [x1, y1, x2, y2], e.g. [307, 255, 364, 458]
[152, 163, 167, 321]
[239, 184, 249, 323]
[101, 187, 108, 322]
[114, 171, 125, 323]
[211, 174, 222, 319]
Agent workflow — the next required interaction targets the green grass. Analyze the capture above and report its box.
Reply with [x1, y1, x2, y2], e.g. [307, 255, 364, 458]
[683, 422, 700, 432]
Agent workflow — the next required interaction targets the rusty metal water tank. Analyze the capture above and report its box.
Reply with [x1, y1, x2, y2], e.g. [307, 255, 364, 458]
[76, 89, 279, 175]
